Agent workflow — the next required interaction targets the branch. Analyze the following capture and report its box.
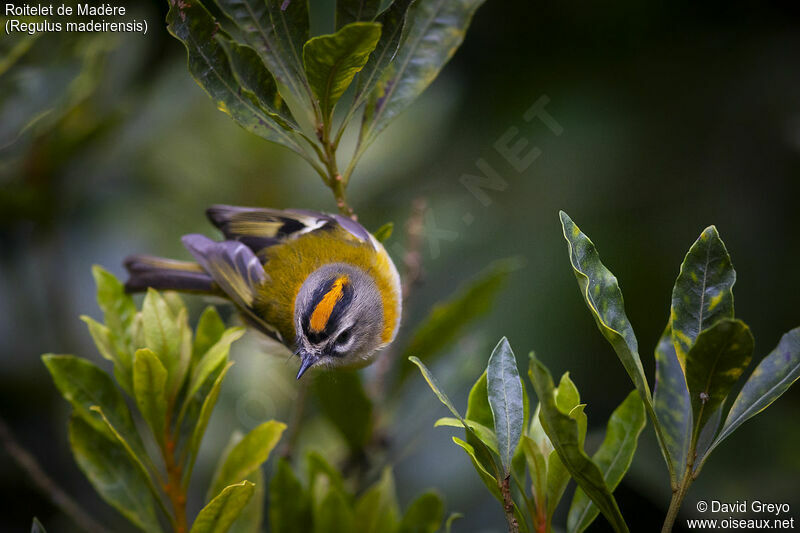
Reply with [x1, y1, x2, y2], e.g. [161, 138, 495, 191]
[0, 415, 105, 533]
[500, 475, 521, 533]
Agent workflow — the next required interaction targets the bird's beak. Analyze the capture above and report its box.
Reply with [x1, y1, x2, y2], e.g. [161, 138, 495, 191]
[296, 352, 318, 380]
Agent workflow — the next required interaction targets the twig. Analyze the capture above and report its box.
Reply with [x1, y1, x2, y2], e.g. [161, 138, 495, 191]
[500, 476, 521, 533]
[369, 197, 427, 403]
[0, 415, 106, 533]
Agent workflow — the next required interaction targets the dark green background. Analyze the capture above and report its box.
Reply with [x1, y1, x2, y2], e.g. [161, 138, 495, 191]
[2, 0, 799, 531]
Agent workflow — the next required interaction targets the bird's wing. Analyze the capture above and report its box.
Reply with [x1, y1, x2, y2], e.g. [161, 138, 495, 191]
[182, 234, 283, 342]
[206, 205, 376, 253]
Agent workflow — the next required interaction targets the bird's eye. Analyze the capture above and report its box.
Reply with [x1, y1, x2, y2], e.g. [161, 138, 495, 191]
[336, 328, 352, 345]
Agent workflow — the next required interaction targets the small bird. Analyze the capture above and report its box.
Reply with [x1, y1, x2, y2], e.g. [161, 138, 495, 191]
[124, 206, 401, 379]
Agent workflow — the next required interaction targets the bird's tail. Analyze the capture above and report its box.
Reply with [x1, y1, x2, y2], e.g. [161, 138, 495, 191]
[123, 255, 218, 294]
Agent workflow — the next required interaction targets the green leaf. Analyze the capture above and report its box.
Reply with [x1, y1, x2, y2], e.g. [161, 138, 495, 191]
[228, 466, 264, 533]
[269, 458, 312, 533]
[166, 1, 306, 154]
[354, 467, 400, 533]
[220, 38, 297, 130]
[30, 517, 46, 533]
[670, 226, 736, 367]
[313, 483, 355, 533]
[559, 211, 672, 480]
[545, 373, 586, 518]
[68, 416, 163, 532]
[183, 362, 234, 487]
[91, 266, 137, 391]
[353, 0, 413, 111]
[653, 322, 692, 481]
[410, 356, 500, 491]
[445, 513, 463, 533]
[451, 436, 500, 500]
[210, 0, 310, 102]
[141, 289, 190, 398]
[81, 315, 133, 394]
[568, 391, 646, 533]
[336, 0, 381, 29]
[303, 22, 382, 119]
[133, 348, 168, 449]
[374, 221, 394, 243]
[684, 318, 754, 444]
[528, 354, 629, 533]
[313, 370, 373, 450]
[434, 417, 498, 454]
[521, 435, 548, 527]
[208, 420, 286, 500]
[399, 490, 444, 533]
[408, 356, 464, 422]
[188, 327, 245, 400]
[359, 0, 488, 147]
[193, 306, 226, 362]
[702, 327, 800, 465]
[191, 481, 255, 533]
[487, 337, 524, 475]
[42, 355, 147, 461]
[398, 259, 518, 383]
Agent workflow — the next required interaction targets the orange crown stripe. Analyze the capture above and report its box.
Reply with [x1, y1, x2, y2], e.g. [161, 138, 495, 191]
[309, 276, 348, 333]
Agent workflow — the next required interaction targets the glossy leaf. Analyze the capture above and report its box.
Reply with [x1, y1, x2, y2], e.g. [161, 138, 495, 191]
[207, 420, 286, 500]
[653, 322, 692, 481]
[313, 370, 373, 450]
[269, 458, 312, 533]
[187, 327, 245, 400]
[567, 391, 646, 533]
[304, 22, 381, 118]
[68, 416, 163, 532]
[360, 0, 488, 147]
[220, 38, 297, 130]
[529, 354, 629, 533]
[399, 490, 444, 533]
[193, 306, 226, 362]
[336, 0, 381, 29]
[141, 288, 189, 398]
[228, 466, 264, 533]
[182, 362, 234, 486]
[434, 417, 498, 454]
[560, 211, 672, 480]
[132, 348, 168, 449]
[487, 337, 524, 475]
[166, 1, 306, 154]
[374, 221, 394, 242]
[191, 481, 255, 533]
[451, 436, 500, 500]
[685, 318, 753, 438]
[354, 467, 400, 533]
[546, 373, 585, 517]
[521, 435, 548, 528]
[91, 266, 136, 391]
[398, 259, 518, 383]
[353, 0, 414, 110]
[42, 355, 146, 461]
[670, 226, 736, 366]
[702, 327, 800, 465]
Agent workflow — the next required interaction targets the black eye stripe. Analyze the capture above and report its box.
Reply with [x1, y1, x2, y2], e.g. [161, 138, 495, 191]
[302, 277, 354, 343]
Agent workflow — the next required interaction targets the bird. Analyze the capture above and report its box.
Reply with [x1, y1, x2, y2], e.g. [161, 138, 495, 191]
[123, 206, 402, 379]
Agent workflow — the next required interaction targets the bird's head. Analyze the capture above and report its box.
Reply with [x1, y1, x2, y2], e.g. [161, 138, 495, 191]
[293, 263, 384, 378]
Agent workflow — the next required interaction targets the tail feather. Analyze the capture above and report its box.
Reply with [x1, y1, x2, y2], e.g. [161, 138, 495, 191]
[124, 255, 217, 294]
